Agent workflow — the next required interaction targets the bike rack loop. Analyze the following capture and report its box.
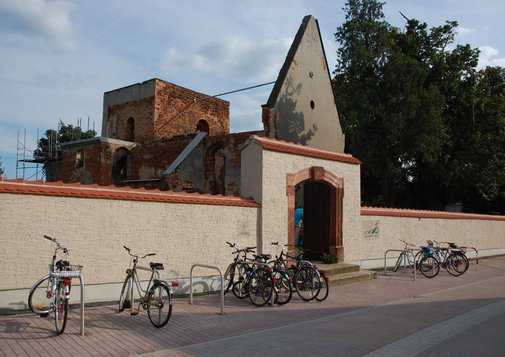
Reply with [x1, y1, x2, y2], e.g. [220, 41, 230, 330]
[78, 274, 85, 336]
[189, 264, 224, 315]
[461, 246, 479, 270]
[384, 249, 417, 281]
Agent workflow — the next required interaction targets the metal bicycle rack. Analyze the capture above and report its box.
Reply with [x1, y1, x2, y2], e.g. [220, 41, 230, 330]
[189, 264, 224, 315]
[384, 249, 417, 281]
[461, 246, 479, 270]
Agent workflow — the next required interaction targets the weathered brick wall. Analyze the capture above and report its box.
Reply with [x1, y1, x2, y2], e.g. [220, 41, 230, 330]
[102, 79, 229, 145]
[104, 97, 155, 143]
[60, 139, 135, 185]
[132, 136, 194, 181]
[128, 131, 258, 195]
[154, 80, 229, 140]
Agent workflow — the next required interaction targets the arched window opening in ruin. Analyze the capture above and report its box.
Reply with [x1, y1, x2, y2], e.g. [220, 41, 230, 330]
[112, 115, 118, 139]
[204, 144, 225, 195]
[196, 119, 209, 133]
[126, 117, 135, 142]
[75, 150, 84, 168]
[112, 148, 131, 181]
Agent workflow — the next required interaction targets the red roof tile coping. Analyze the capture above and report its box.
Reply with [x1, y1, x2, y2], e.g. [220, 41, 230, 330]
[361, 206, 505, 221]
[251, 136, 361, 165]
[0, 178, 259, 207]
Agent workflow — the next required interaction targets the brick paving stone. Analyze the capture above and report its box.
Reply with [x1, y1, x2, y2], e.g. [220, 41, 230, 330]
[0, 257, 504, 356]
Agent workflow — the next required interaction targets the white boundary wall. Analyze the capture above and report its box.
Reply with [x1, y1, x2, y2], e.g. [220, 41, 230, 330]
[358, 211, 505, 269]
[1, 136, 505, 310]
[0, 192, 258, 310]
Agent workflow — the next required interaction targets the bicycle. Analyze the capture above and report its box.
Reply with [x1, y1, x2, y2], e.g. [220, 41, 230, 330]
[231, 251, 275, 307]
[118, 246, 174, 328]
[28, 235, 82, 335]
[392, 239, 417, 273]
[223, 242, 256, 296]
[416, 244, 440, 278]
[274, 245, 321, 301]
[429, 241, 469, 276]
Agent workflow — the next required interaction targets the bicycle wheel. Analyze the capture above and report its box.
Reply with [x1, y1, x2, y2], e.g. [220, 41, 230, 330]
[315, 271, 329, 302]
[232, 279, 249, 299]
[419, 256, 440, 278]
[28, 275, 53, 315]
[224, 263, 236, 295]
[147, 283, 172, 328]
[294, 266, 321, 301]
[446, 252, 469, 276]
[273, 271, 292, 305]
[393, 253, 404, 272]
[54, 283, 68, 335]
[119, 275, 133, 312]
[248, 268, 273, 307]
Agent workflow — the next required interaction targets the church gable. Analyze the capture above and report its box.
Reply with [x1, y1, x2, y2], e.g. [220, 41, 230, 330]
[263, 15, 345, 152]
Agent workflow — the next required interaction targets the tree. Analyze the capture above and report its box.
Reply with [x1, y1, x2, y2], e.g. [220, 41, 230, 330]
[333, 0, 504, 213]
[34, 121, 96, 171]
[0, 156, 4, 178]
[334, 0, 446, 207]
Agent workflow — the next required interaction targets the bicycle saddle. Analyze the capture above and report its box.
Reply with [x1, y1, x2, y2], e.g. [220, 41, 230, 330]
[149, 262, 164, 270]
[254, 254, 272, 262]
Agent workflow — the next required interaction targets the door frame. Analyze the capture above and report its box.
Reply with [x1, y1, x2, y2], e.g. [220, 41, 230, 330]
[286, 166, 344, 261]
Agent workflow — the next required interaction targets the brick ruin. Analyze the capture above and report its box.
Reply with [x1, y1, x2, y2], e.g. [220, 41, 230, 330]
[57, 78, 257, 195]
[53, 15, 346, 197]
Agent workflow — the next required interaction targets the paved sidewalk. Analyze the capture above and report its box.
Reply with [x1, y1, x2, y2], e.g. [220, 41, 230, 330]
[1, 257, 505, 356]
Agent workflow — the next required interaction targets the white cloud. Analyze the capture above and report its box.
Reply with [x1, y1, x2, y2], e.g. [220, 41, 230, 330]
[160, 37, 291, 84]
[229, 91, 270, 133]
[478, 46, 505, 68]
[456, 26, 475, 35]
[0, 0, 76, 52]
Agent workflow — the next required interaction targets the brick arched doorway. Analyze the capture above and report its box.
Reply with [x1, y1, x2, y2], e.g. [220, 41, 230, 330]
[287, 166, 344, 261]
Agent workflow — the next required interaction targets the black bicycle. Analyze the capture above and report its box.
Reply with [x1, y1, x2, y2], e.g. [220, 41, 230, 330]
[118, 246, 174, 328]
[223, 241, 256, 296]
[430, 240, 469, 276]
[272, 244, 321, 301]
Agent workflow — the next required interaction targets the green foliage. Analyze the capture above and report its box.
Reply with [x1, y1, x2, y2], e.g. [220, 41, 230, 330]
[34, 120, 96, 162]
[320, 253, 339, 264]
[333, 0, 505, 213]
[0, 156, 4, 177]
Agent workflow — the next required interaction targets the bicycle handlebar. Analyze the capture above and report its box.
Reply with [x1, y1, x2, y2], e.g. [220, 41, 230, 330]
[123, 245, 155, 259]
[399, 239, 415, 247]
[44, 235, 68, 254]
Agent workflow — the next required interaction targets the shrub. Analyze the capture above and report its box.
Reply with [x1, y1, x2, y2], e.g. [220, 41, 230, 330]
[320, 253, 338, 264]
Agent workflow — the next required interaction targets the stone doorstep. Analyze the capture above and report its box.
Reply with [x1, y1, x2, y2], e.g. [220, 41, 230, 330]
[326, 270, 378, 287]
[310, 261, 377, 287]
[312, 262, 361, 275]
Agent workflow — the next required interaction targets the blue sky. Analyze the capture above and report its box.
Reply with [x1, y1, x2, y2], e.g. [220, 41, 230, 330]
[1, 0, 504, 179]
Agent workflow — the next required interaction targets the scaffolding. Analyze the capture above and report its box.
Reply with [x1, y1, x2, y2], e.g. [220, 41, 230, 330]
[16, 125, 60, 181]
[16, 119, 95, 180]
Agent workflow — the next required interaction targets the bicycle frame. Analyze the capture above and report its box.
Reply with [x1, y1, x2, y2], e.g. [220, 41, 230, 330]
[124, 258, 160, 312]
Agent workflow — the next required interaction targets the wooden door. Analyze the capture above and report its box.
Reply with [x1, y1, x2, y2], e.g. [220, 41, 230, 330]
[303, 181, 331, 260]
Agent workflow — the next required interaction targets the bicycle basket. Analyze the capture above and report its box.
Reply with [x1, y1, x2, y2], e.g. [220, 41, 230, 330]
[51, 264, 83, 278]
[421, 247, 433, 258]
